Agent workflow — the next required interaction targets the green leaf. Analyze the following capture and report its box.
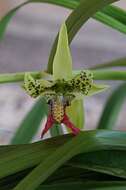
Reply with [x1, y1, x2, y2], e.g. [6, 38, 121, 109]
[37, 182, 126, 190]
[0, 135, 70, 179]
[94, 11, 126, 35]
[0, 5, 22, 39]
[47, 0, 119, 73]
[0, 0, 74, 39]
[11, 97, 48, 144]
[1, 166, 126, 189]
[66, 99, 84, 129]
[12, 130, 126, 190]
[88, 83, 109, 96]
[70, 149, 126, 178]
[0, 165, 107, 189]
[12, 133, 89, 190]
[53, 23, 72, 80]
[2, 177, 126, 190]
[1, 1, 126, 42]
[97, 83, 126, 130]
[102, 5, 126, 25]
[0, 168, 32, 190]
[1, 130, 126, 181]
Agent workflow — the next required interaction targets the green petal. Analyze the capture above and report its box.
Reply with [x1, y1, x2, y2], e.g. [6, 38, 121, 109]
[66, 99, 84, 129]
[53, 23, 72, 80]
[88, 83, 109, 96]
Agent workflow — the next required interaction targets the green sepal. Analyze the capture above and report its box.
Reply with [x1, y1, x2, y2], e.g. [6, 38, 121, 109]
[66, 99, 84, 129]
[53, 23, 72, 80]
[72, 83, 109, 100]
[88, 83, 109, 96]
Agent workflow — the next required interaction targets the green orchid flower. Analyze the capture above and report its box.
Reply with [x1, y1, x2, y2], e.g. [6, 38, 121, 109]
[23, 23, 108, 138]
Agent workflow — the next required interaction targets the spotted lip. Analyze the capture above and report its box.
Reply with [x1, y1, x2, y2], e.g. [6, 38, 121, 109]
[48, 96, 66, 123]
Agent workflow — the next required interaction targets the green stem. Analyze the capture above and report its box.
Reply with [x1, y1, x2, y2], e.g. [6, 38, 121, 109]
[0, 70, 126, 84]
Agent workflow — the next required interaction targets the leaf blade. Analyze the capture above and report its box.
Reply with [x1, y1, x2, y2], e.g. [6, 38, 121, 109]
[12, 130, 126, 190]
[97, 83, 126, 129]
[1, 130, 126, 180]
[47, 0, 118, 73]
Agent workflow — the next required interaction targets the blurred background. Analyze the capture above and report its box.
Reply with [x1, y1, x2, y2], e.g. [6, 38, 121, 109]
[0, 0, 126, 144]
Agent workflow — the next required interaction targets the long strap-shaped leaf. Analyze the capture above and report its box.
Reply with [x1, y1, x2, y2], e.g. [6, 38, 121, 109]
[47, 0, 118, 73]
[37, 182, 126, 190]
[102, 5, 126, 25]
[12, 130, 126, 190]
[1, 130, 126, 179]
[13, 132, 98, 190]
[2, 149, 126, 188]
[94, 11, 126, 34]
[0, 0, 123, 41]
[1, 167, 126, 189]
[97, 83, 126, 130]
[0, 0, 72, 39]
[69, 149, 126, 178]
[2, 178, 126, 190]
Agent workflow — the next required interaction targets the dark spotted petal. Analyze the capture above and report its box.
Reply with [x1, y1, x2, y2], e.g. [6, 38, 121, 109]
[24, 73, 53, 98]
[69, 71, 93, 95]
[24, 73, 42, 98]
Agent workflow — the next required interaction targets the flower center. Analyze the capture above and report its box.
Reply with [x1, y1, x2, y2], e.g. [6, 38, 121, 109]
[47, 96, 71, 123]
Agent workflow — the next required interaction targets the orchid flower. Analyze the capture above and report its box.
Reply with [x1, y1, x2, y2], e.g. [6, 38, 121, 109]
[23, 23, 108, 138]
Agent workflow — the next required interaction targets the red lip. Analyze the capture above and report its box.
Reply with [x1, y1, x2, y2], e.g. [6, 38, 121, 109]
[41, 113, 80, 138]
